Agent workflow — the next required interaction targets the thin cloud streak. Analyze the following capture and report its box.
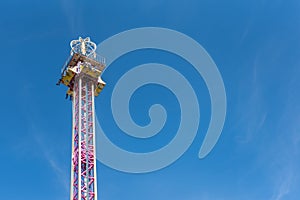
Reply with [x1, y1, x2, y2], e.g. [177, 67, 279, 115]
[234, 53, 267, 144]
[273, 175, 293, 200]
[61, 0, 82, 35]
[270, 84, 300, 200]
[32, 126, 69, 193]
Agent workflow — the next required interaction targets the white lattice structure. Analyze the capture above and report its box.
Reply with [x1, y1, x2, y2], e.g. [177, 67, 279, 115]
[57, 37, 106, 200]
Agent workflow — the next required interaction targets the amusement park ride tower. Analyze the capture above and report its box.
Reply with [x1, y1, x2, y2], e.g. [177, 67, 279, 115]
[57, 37, 106, 200]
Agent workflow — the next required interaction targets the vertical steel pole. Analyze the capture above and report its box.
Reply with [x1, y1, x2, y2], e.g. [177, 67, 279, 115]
[78, 78, 82, 200]
[92, 83, 98, 200]
[71, 80, 80, 200]
[85, 81, 89, 200]
[70, 88, 76, 200]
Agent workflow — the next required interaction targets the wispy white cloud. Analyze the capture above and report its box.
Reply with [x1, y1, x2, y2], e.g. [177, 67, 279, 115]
[17, 77, 70, 200]
[61, 0, 83, 35]
[269, 74, 300, 199]
[234, 53, 268, 144]
[233, 31, 300, 199]
[272, 168, 293, 200]
[32, 128, 69, 192]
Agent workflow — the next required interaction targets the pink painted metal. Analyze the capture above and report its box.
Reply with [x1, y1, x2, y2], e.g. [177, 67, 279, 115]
[57, 37, 105, 200]
[71, 76, 98, 200]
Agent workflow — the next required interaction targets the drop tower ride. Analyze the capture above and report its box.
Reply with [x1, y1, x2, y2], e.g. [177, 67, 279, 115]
[57, 37, 106, 200]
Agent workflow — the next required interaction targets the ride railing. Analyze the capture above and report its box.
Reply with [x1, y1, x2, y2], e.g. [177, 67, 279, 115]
[61, 52, 106, 75]
[86, 52, 106, 66]
[61, 54, 73, 74]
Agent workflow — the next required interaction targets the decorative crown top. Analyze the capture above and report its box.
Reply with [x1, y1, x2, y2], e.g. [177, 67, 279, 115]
[70, 37, 97, 57]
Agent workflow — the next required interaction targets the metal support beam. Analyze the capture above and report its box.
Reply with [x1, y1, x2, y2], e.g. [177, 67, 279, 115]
[71, 76, 97, 200]
[59, 37, 104, 200]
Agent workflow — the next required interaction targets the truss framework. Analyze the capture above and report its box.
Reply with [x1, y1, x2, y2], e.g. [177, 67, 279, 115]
[70, 75, 98, 200]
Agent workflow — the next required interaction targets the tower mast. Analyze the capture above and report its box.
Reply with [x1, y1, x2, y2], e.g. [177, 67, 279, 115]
[57, 37, 106, 200]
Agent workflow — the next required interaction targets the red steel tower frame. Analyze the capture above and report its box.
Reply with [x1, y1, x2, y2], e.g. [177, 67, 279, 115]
[57, 37, 106, 200]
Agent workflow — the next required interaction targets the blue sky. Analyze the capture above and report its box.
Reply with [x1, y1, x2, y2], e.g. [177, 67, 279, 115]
[1, 0, 300, 199]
